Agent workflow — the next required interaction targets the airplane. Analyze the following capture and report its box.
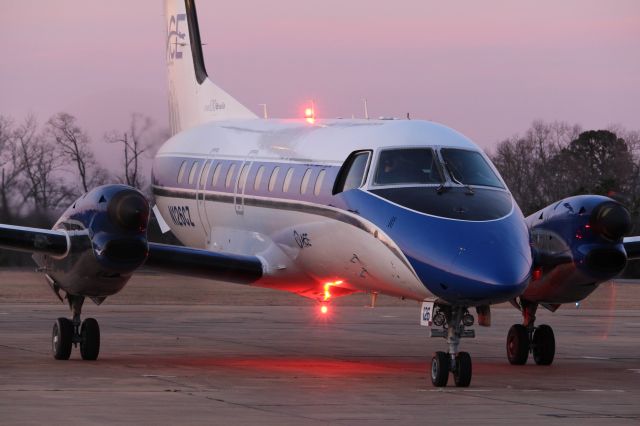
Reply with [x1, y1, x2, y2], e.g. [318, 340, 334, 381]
[0, 0, 637, 388]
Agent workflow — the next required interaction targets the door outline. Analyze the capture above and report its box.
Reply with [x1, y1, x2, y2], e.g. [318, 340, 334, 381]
[196, 148, 219, 241]
[234, 149, 258, 215]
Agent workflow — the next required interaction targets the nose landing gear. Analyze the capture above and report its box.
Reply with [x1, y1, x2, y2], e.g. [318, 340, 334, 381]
[51, 295, 101, 361]
[429, 305, 475, 387]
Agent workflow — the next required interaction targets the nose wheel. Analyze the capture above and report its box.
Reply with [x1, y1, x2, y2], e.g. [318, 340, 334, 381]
[51, 295, 101, 361]
[428, 305, 475, 387]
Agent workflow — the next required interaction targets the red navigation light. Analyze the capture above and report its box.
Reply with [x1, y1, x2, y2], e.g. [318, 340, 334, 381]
[532, 267, 543, 281]
[304, 104, 316, 124]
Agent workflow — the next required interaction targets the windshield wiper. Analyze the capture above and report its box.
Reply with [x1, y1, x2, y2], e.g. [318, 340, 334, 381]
[443, 162, 474, 195]
[464, 184, 475, 195]
[436, 183, 449, 195]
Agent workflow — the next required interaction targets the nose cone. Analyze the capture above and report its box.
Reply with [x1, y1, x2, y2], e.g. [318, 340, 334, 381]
[410, 222, 532, 306]
[448, 244, 531, 304]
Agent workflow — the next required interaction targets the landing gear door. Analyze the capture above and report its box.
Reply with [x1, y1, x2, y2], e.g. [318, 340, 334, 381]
[196, 148, 219, 241]
[234, 149, 258, 215]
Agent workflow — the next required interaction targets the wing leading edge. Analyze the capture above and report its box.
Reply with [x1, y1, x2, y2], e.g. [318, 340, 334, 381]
[0, 224, 70, 256]
[0, 224, 263, 285]
[623, 236, 640, 260]
[145, 243, 263, 284]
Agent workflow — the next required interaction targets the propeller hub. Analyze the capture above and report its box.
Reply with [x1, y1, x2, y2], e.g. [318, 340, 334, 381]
[108, 189, 150, 232]
[589, 201, 631, 242]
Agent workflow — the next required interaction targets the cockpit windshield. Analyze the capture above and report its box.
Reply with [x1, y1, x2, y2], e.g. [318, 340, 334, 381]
[440, 148, 504, 188]
[374, 148, 443, 185]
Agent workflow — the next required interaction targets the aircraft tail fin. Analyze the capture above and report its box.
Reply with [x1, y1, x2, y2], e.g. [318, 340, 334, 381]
[165, 0, 257, 135]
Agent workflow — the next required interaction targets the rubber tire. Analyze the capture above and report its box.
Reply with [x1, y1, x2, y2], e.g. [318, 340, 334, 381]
[532, 324, 555, 366]
[507, 324, 529, 365]
[52, 318, 73, 360]
[431, 351, 449, 387]
[453, 352, 472, 387]
[80, 318, 100, 361]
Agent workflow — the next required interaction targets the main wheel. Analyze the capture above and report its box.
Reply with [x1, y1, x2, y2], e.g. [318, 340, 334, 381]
[80, 318, 100, 361]
[507, 324, 529, 365]
[453, 352, 472, 387]
[532, 324, 555, 365]
[431, 351, 449, 387]
[52, 318, 73, 360]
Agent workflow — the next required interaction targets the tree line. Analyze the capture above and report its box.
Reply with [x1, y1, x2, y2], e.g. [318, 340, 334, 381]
[490, 120, 640, 226]
[490, 120, 640, 278]
[0, 112, 164, 226]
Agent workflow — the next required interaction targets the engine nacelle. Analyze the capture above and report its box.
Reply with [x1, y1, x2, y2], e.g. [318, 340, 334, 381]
[33, 184, 150, 300]
[524, 195, 631, 303]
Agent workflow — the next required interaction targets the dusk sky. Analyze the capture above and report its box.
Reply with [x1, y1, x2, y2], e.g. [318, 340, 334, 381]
[1, 0, 639, 163]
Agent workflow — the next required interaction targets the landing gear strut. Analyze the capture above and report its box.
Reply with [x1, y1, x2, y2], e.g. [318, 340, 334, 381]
[506, 299, 554, 365]
[52, 295, 100, 361]
[429, 305, 475, 387]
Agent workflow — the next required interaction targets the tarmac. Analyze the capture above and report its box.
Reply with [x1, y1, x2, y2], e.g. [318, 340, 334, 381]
[1, 269, 639, 425]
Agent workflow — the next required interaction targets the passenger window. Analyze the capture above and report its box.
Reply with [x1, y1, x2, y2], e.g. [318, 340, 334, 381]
[199, 162, 211, 187]
[333, 151, 371, 194]
[177, 160, 187, 184]
[314, 169, 326, 196]
[300, 169, 312, 194]
[225, 164, 237, 189]
[188, 162, 200, 185]
[283, 168, 294, 192]
[211, 162, 221, 187]
[268, 166, 280, 192]
[254, 165, 265, 191]
[238, 164, 250, 191]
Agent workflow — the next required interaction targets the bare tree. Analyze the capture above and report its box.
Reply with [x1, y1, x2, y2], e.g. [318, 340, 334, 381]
[106, 114, 158, 190]
[492, 120, 640, 218]
[0, 115, 23, 221]
[14, 115, 72, 219]
[46, 112, 108, 195]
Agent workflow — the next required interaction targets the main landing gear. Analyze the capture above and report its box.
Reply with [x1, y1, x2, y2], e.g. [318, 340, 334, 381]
[429, 305, 475, 387]
[506, 299, 555, 366]
[52, 295, 100, 361]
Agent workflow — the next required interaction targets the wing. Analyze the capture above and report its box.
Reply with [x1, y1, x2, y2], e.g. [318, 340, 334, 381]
[0, 223, 264, 287]
[0, 185, 267, 367]
[146, 243, 263, 284]
[0, 224, 70, 256]
[623, 236, 640, 260]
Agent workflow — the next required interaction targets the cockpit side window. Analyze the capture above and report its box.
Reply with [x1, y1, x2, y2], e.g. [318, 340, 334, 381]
[374, 148, 443, 186]
[332, 151, 371, 194]
[440, 148, 504, 189]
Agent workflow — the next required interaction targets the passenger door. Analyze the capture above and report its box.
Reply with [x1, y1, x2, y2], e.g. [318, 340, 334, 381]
[196, 148, 219, 241]
[234, 149, 258, 215]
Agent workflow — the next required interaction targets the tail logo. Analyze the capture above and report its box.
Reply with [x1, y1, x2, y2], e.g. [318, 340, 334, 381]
[167, 14, 187, 64]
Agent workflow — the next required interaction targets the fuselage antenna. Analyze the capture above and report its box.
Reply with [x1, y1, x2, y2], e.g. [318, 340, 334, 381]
[259, 104, 268, 119]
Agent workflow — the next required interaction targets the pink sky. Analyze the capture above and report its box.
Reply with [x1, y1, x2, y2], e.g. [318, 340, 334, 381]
[1, 0, 639, 164]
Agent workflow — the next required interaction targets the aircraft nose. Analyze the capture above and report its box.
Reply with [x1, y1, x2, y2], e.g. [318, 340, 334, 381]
[420, 239, 531, 305]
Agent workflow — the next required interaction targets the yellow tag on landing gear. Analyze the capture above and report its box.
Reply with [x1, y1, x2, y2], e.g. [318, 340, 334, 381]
[420, 301, 435, 326]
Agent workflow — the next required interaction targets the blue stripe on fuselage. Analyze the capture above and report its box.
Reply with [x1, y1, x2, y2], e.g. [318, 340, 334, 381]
[334, 189, 532, 306]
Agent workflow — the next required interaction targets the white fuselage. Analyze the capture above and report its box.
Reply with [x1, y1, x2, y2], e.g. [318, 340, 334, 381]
[152, 118, 489, 302]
